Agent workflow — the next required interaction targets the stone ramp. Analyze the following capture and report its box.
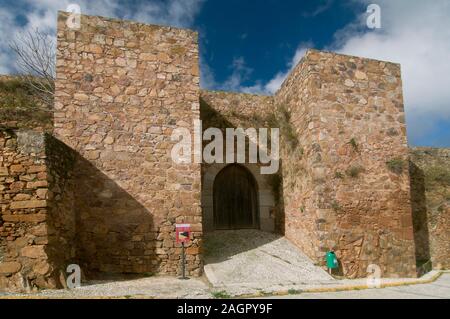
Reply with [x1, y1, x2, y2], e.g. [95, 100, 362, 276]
[203, 230, 334, 294]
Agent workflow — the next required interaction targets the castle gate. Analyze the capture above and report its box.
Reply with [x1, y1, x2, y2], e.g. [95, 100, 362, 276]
[213, 164, 259, 229]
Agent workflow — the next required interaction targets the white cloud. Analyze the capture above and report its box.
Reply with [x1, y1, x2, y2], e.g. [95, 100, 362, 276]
[125, 0, 204, 28]
[0, 0, 204, 74]
[264, 45, 309, 94]
[329, 0, 450, 145]
[203, 45, 309, 95]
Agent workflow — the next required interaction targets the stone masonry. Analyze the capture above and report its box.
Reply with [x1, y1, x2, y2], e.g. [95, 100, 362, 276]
[410, 148, 450, 270]
[1, 12, 449, 291]
[276, 49, 417, 278]
[0, 129, 76, 290]
[53, 12, 202, 277]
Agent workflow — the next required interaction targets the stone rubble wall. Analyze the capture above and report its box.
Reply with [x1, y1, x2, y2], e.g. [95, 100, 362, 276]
[276, 49, 417, 278]
[0, 130, 74, 291]
[275, 51, 323, 265]
[44, 134, 77, 284]
[53, 12, 202, 276]
[410, 148, 450, 269]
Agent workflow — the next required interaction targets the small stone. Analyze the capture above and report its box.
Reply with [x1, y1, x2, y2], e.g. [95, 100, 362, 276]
[34, 261, 51, 275]
[14, 193, 31, 201]
[115, 57, 127, 67]
[36, 189, 48, 199]
[27, 165, 46, 173]
[10, 165, 25, 173]
[104, 136, 114, 145]
[10, 200, 47, 209]
[74, 93, 89, 101]
[140, 53, 157, 61]
[26, 181, 48, 188]
[355, 70, 367, 80]
[0, 166, 8, 176]
[344, 79, 355, 87]
[20, 245, 47, 259]
[0, 262, 22, 275]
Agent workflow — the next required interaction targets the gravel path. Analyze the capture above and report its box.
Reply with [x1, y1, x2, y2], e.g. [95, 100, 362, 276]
[0, 276, 211, 299]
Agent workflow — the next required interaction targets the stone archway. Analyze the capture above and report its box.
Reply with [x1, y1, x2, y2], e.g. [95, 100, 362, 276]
[213, 164, 259, 230]
[202, 163, 276, 233]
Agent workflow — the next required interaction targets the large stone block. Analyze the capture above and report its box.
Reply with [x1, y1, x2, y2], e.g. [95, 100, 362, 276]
[10, 200, 47, 210]
[20, 245, 47, 259]
[0, 262, 22, 275]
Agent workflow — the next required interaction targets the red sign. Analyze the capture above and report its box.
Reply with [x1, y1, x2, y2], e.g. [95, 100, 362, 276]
[176, 224, 191, 243]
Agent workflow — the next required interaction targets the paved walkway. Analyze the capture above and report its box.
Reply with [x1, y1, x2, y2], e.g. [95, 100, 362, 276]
[265, 273, 450, 299]
[203, 230, 335, 296]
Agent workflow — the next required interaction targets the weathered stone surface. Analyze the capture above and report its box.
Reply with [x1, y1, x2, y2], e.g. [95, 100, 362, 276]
[0, 262, 22, 275]
[275, 49, 417, 278]
[10, 200, 47, 209]
[410, 148, 450, 270]
[2, 214, 46, 223]
[0, 130, 75, 292]
[53, 12, 202, 278]
[21, 245, 47, 259]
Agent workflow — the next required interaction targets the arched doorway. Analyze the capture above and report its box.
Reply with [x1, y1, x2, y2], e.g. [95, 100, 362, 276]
[213, 164, 259, 230]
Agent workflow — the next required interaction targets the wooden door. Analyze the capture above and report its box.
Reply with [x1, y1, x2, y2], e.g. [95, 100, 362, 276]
[213, 164, 258, 230]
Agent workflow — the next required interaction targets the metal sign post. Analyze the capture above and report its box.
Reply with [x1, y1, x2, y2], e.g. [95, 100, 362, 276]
[176, 224, 191, 280]
[181, 242, 187, 280]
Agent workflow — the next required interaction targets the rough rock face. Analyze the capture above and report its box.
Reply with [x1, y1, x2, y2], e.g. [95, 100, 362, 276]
[0, 130, 75, 291]
[410, 148, 450, 270]
[53, 12, 202, 277]
[275, 49, 416, 278]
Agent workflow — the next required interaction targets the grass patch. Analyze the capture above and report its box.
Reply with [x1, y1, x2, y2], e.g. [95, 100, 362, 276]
[346, 165, 364, 178]
[347, 138, 359, 152]
[272, 104, 299, 152]
[0, 77, 53, 131]
[212, 291, 231, 299]
[334, 171, 344, 179]
[424, 166, 450, 186]
[287, 289, 301, 295]
[386, 158, 405, 174]
[331, 201, 342, 212]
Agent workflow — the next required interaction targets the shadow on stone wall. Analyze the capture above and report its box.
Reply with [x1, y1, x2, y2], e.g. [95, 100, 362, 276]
[409, 161, 431, 271]
[72, 154, 159, 279]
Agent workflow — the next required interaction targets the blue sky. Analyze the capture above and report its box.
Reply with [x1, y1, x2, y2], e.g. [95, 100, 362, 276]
[195, 0, 360, 85]
[0, 0, 449, 147]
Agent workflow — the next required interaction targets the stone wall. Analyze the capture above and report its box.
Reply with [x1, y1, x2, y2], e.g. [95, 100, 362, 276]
[276, 49, 417, 278]
[54, 12, 202, 276]
[44, 134, 77, 283]
[0, 129, 74, 291]
[410, 148, 450, 270]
